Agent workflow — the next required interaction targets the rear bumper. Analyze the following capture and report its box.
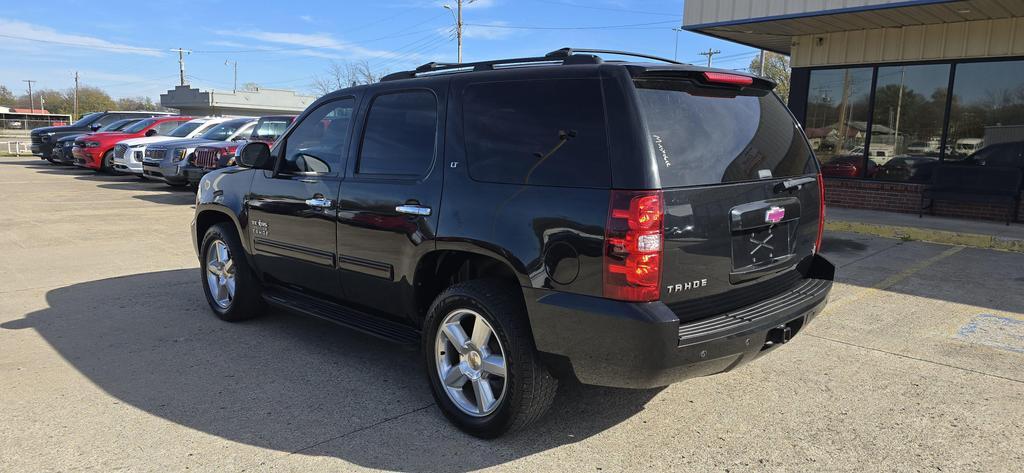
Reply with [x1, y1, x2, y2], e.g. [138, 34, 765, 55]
[526, 255, 835, 389]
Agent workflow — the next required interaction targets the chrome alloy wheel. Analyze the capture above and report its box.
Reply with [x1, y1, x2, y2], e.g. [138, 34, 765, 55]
[435, 309, 508, 417]
[205, 240, 236, 309]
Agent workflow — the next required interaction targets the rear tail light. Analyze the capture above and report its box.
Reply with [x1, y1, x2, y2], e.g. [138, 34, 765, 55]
[604, 190, 664, 302]
[815, 173, 826, 253]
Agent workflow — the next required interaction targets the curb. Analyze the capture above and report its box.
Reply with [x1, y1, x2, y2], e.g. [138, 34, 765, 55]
[826, 220, 1024, 253]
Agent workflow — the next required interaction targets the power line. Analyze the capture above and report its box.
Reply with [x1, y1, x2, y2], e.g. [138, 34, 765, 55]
[699, 48, 722, 67]
[527, 0, 680, 17]
[461, 20, 678, 30]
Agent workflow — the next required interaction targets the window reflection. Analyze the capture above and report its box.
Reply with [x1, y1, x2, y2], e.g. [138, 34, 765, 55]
[949, 60, 1024, 165]
[806, 68, 873, 178]
[869, 64, 950, 182]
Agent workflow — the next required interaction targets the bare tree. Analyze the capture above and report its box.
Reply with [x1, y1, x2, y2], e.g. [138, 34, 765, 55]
[311, 60, 388, 96]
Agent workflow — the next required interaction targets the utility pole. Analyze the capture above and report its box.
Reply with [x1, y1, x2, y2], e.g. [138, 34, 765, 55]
[444, 0, 474, 63]
[73, 72, 80, 119]
[699, 48, 721, 68]
[170, 48, 191, 86]
[22, 80, 36, 113]
[672, 27, 684, 61]
[225, 60, 238, 93]
[759, 50, 767, 76]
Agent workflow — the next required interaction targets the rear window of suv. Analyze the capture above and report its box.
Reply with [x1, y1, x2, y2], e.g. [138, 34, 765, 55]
[634, 78, 815, 187]
[462, 78, 610, 188]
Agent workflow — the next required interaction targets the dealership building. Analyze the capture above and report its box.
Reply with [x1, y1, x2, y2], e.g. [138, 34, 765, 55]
[160, 85, 316, 118]
[685, 0, 1024, 222]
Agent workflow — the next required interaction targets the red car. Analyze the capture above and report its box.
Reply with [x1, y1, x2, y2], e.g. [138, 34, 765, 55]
[821, 154, 878, 178]
[73, 116, 192, 171]
[186, 115, 295, 184]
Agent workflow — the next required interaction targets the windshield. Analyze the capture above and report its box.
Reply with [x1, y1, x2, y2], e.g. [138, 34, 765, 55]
[634, 78, 815, 187]
[169, 121, 203, 138]
[251, 118, 292, 140]
[200, 120, 252, 141]
[123, 118, 158, 133]
[98, 118, 138, 132]
[72, 112, 103, 126]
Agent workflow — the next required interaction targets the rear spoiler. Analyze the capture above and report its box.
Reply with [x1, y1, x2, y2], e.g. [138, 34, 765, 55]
[627, 66, 776, 93]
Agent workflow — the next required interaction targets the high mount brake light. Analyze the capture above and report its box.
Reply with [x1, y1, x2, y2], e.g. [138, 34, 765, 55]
[604, 190, 664, 302]
[702, 71, 754, 87]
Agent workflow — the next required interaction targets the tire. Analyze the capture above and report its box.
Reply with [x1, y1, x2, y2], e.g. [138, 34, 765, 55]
[200, 223, 264, 322]
[99, 150, 114, 173]
[423, 279, 557, 438]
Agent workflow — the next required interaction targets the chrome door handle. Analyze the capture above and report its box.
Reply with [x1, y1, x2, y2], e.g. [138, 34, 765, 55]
[395, 204, 431, 216]
[305, 198, 334, 208]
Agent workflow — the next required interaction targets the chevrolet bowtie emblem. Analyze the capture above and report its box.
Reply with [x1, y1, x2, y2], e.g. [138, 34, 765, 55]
[765, 206, 785, 224]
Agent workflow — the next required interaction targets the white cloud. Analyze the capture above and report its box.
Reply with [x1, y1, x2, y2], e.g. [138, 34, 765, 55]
[299, 15, 314, 23]
[217, 29, 406, 60]
[0, 18, 163, 57]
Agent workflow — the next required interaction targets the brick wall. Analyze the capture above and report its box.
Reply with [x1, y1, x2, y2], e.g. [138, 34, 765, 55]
[823, 178, 1023, 223]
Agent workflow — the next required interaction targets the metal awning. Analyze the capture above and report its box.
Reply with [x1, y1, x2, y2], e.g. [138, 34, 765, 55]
[685, 0, 1024, 54]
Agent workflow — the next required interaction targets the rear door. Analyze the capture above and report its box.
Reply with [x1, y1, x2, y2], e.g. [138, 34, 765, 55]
[631, 74, 821, 322]
[246, 97, 357, 300]
[334, 83, 447, 319]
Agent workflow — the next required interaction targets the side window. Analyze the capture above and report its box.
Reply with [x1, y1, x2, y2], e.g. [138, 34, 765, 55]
[153, 120, 181, 135]
[462, 78, 610, 187]
[357, 91, 437, 177]
[281, 98, 355, 174]
[93, 114, 122, 127]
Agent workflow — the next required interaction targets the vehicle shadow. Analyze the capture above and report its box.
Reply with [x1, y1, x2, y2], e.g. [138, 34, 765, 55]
[132, 192, 196, 206]
[97, 181, 167, 192]
[1, 269, 661, 471]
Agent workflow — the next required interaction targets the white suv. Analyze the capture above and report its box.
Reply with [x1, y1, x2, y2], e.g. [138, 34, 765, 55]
[112, 117, 232, 177]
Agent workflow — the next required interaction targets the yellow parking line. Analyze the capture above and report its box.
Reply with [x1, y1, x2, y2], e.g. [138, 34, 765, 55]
[823, 245, 965, 315]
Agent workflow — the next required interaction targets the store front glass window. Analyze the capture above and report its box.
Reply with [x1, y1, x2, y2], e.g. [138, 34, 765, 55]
[948, 60, 1024, 167]
[806, 68, 873, 178]
[869, 64, 950, 182]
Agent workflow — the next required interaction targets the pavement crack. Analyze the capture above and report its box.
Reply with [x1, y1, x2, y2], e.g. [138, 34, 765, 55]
[256, 402, 436, 469]
[807, 333, 1023, 385]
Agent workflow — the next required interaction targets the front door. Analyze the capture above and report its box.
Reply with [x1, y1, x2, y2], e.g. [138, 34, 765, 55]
[335, 85, 447, 319]
[247, 97, 357, 300]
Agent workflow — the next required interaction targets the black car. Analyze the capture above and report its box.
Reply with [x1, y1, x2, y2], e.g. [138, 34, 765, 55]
[30, 110, 172, 161]
[191, 49, 834, 438]
[876, 155, 940, 182]
[50, 118, 146, 165]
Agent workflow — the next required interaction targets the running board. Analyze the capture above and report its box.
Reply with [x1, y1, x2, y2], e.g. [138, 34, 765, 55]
[262, 287, 421, 345]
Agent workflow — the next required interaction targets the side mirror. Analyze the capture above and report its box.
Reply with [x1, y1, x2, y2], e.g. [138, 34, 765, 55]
[236, 142, 274, 170]
[90, 124, 101, 131]
[145, 129, 158, 137]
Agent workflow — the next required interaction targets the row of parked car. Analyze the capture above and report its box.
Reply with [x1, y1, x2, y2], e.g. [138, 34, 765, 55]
[29, 111, 294, 186]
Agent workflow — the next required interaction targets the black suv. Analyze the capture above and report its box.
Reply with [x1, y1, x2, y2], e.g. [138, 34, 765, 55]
[30, 110, 172, 161]
[191, 49, 834, 438]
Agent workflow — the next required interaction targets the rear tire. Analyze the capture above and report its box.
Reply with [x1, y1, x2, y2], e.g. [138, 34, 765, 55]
[423, 280, 557, 438]
[200, 223, 264, 322]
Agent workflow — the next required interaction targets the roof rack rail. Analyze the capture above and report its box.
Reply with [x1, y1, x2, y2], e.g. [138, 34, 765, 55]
[544, 48, 683, 65]
[379, 47, 682, 82]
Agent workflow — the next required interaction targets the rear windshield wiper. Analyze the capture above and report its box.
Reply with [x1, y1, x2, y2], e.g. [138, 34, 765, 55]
[773, 176, 816, 193]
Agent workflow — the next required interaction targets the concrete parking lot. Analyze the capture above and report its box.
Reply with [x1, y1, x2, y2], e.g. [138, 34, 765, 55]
[1, 156, 1022, 472]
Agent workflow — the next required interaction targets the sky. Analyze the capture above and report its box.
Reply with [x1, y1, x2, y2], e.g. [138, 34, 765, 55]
[0, 0, 759, 101]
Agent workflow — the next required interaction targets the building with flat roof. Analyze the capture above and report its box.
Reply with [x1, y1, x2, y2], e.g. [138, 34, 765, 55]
[685, 0, 1024, 223]
[160, 85, 316, 117]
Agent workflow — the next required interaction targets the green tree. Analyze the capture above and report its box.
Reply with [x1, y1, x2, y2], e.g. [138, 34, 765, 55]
[115, 96, 162, 111]
[74, 85, 116, 115]
[748, 51, 791, 102]
[0, 85, 14, 107]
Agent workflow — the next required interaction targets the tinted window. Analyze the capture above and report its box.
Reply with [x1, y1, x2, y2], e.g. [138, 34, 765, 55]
[123, 118, 157, 133]
[462, 79, 609, 187]
[805, 68, 873, 174]
[252, 117, 293, 141]
[357, 91, 437, 176]
[281, 99, 355, 174]
[73, 112, 103, 126]
[98, 118, 137, 132]
[168, 121, 203, 137]
[94, 114, 125, 127]
[949, 60, 1024, 164]
[635, 79, 815, 187]
[199, 120, 253, 141]
[868, 64, 950, 181]
[153, 120, 183, 135]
